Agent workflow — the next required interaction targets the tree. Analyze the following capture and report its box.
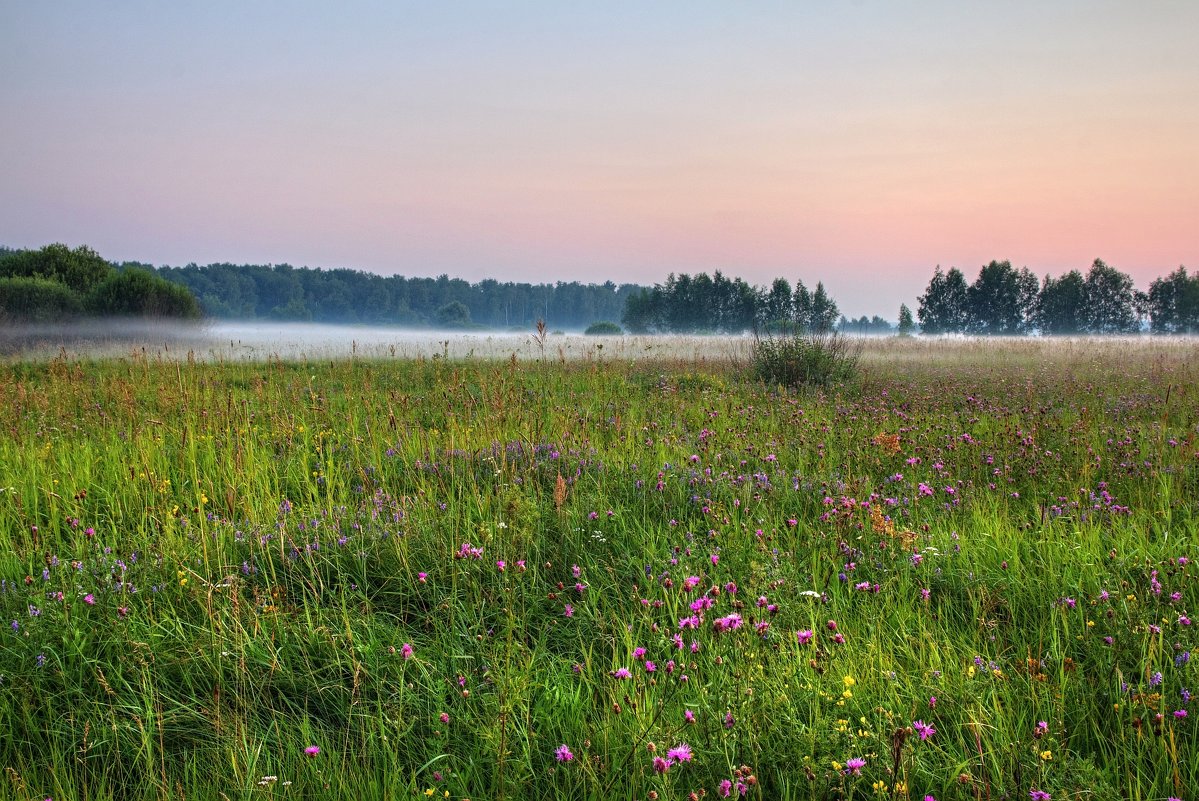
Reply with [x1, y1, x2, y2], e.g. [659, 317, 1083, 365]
[0, 276, 83, 321]
[809, 282, 839, 333]
[620, 289, 657, 333]
[1147, 267, 1199, 333]
[1036, 270, 1086, 334]
[897, 304, 915, 336]
[763, 277, 793, 330]
[88, 267, 202, 318]
[965, 260, 1037, 335]
[0, 243, 112, 294]
[1082, 259, 1138, 334]
[793, 280, 813, 332]
[435, 300, 472, 329]
[917, 266, 969, 334]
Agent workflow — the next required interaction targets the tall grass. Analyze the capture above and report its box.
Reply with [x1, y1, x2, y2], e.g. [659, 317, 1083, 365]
[0, 341, 1194, 800]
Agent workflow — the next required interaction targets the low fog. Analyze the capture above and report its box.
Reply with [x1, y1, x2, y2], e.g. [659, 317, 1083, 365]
[0, 319, 754, 363]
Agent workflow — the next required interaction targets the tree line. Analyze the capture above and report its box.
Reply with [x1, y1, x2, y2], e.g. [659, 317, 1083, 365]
[0, 244, 200, 322]
[148, 261, 640, 331]
[5, 242, 1198, 336]
[621, 273, 844, 334]
[916, 259, 1199, 335]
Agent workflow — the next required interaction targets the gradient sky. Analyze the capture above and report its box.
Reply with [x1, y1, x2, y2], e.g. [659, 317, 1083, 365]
[3, 2, 1197, 317]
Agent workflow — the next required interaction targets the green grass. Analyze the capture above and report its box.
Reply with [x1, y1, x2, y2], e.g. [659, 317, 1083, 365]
[0, 341, 1195, 800]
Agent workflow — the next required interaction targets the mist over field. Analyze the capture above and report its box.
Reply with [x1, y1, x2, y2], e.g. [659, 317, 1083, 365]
[0, 319, 752, 363]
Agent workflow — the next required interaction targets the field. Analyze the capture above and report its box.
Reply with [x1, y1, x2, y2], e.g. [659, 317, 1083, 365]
[0, 336, 1195, 800]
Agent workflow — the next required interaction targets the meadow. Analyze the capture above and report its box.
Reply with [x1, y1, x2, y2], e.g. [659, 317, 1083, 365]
[0, 336, 1195, 800]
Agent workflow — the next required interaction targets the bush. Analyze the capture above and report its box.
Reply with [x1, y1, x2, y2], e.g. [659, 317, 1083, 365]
[87, 267, 202, 318]
[0, 243, 112, 294]
[0, 276, 84, 321]
[748, 329, 859, 389]
[584, 321, 623, 335]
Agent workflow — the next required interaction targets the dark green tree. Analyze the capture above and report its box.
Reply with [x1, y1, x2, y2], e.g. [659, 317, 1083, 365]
[0, 276, 83, 321]
[1082, 259, 1139, 333]
[965, 260, 1040, 334]
[88, 267, 202, 318]
[1147, 266, 1199, 333]
[0, 243, 112, 294]
[809, 282, 839, 333]
[434, 300, 473, 329]
[763, 277, 793, 330]
[1036, 270, 1086, 334]
[793, 280, 813, 331]
[897, 303, 915, 336]
[917, 266, 969, 334]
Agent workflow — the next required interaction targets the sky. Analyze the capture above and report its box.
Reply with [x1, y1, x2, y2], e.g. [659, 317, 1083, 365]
[2, 2, 1197, 318]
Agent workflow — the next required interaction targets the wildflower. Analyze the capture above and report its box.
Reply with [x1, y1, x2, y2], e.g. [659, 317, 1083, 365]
[684, 709, 695, 723]
[718, 779, 733, 797]
[418, 572, 428, 583]
[667, 743, 693, 763]
[440, 712, 450, 724]
[1029, 791, 1051, 801]
[911, 720, 935, 741]
[84, 594, 95, 606]
[843, 757, 866, 775]
[555, 744, 574, 762]
[797, 629, 814, 645]
[612, 667, 632, 680]
[652, 755, 670, 773]
[400, 643, 414, 660]
[496, 560, 506, 571]
[1040, 750, 1052, 761]
[1174, 709, 1187, 719]
[713, 613, 743, 632]
[563, 603, 574, 618]
[304, 745, 320, 757]
[929, 696, 936, 708]
[1034, 720, 1048, 738]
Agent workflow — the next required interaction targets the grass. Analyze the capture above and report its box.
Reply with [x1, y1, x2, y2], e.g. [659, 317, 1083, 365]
[0, 337, 1195, 800]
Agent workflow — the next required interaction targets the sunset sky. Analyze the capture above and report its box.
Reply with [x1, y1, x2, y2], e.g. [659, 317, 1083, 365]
[3, 2, 1197, 317]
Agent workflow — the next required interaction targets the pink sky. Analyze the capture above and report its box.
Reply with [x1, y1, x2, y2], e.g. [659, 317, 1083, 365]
[2, 2, 1196, 318]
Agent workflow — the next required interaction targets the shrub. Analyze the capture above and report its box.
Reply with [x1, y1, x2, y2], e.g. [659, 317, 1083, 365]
[0, 243, 112, 293]
[748, 328, 859, 389]
[87, 267, 202, 318]
[584, 321, 623, 335]
[0, 276, 83, 321]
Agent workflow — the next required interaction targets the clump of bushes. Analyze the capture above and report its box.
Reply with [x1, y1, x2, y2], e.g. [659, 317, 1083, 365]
[748, 328, 859, 389]
[584, 321, 623, 335]
[0, 243, 201, 322]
